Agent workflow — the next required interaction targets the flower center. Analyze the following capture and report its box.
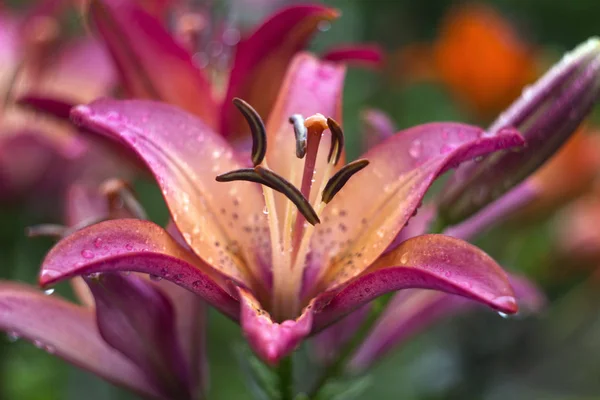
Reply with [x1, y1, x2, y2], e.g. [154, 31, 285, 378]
[216, 98, 368, 320]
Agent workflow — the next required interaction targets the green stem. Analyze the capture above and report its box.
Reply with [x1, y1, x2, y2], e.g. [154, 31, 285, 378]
[278, 356, 293, 400]
[307, 294, 394, 398]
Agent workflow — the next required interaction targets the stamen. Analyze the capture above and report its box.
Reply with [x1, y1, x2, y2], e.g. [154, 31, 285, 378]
[322, 159, 370, 204]
[289, 114, 307, 158]
[26, 224, 67, 238]
[255, 167, 320, 226]
[232, 98, 267, 166]
[326, 118, 344, 165]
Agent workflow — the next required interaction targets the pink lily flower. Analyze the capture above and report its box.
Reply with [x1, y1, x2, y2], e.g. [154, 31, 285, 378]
[1, 181, 208, 399]
[0, 3, 122, 209]
[84, 0, 382, 144]
[34, 51, 523, 367]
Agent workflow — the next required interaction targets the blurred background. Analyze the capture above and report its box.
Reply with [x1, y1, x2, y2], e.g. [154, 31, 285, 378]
[2, 0, 600, 399]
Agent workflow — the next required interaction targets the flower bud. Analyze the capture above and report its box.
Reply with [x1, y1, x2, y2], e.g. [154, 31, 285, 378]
[438, 38, 600, 226]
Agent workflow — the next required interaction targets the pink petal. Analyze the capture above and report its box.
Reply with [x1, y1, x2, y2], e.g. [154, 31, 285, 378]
[311, 123, 523, 290]
[238, 287, 312, 365]
[86, 273, 193, 398]
[311, 234, 517, 331]
[310, 304, 370, 364]
[349, 273, 545, 371]
[360, 108, 397, 151]
[264, 53, 346, 225]
[70, 99, 270, 286]
[322, 44, 384, 68]
[88, 0, 217, 126]
[17, 94, 74, 120]
[0, 282, 160, 398]
[39, 218, 240, 320]
[444, 180, 541, 240]
[220, 5, 339, 138]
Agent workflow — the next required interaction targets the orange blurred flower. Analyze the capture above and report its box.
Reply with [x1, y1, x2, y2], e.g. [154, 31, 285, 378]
[433, 4, 538, 118]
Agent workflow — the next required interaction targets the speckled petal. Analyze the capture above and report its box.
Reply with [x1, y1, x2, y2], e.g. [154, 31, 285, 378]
[311, 123, 522, 290]
[88, 0, 217, 126]
[220, 5, 339, 138]
[39, 219, 240, 320]
[311, 234, 517, 331]
[86, 273, 193, 399]
[0, 282, 161, 398]
[238, 287, 312, 365]
[70, 99, 270, 286]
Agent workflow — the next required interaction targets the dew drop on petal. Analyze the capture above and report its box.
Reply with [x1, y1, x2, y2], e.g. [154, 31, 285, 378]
[93, 238, 103, 248]
[409, 139, 422, 159]
[6, 331, 20, 342]
[125, 243, 134, 251]
[43, 288, 55, 296]
[317, 20, 331, 32]
[263, 206, 269, 215]
[81, 250, 94, 259]
[400, 253, 409, 264]
[149, 274, 162, 281]
[497, 312, 509, 319]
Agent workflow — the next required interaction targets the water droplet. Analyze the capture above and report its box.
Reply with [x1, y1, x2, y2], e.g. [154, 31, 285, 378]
[44, 288, 55, 296]
[6, 331, 20, 342]
[125, 243, 134, 251]
[183, 232, 192, 244]
[93, 238, 103, 248]
[81, 250, 94, 259]
[497, 312, 509, 319]
[149, 274, 162, 282]
[317, 20, 331, 32]
[400, 253, 409, 264]
[409, 139, 422, 159]
[473, 155, 484, 163]
[263, 206, 269, 215]
[192, 280, 202, 288]
[212, 149, 222, 159]
[121, 271, 131, 276]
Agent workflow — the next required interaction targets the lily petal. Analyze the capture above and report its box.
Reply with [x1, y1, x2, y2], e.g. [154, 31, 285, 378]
[0, 282, 160, 398]
[322, 45, 384, 68]
[238, 287, 312, 365]
[70, 99, 270, 286]
[86, 273, 192, 399]
[220, 5, 339, 138]
[312, 123, 523, 289]
[312, 234, 517, 331]
[265, 53, 346, 224]
[88, 0, 217, 126]
[17, 94, 74, 120]
[39, 219, 240, 320]
[349, 273, 545, 372]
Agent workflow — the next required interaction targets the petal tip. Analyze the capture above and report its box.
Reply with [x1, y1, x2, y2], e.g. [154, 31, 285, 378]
[494, 295, 518, 314]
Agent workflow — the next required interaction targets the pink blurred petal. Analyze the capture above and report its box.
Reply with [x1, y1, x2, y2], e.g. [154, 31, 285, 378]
[17, 94, 74, 120]
[312, 124, 524, 289]
[0, 282, 160, 398]
[70, 99, 270, 286]
[312, 234, 517, 331]
[39, 219, 240, 320]
[322, 44, 384, 68]
[360, 108, 397, 151]
[89, 0, 217, 126]
[239, 287, 312, 365]
[444, 180, 541, 240]
[310, 304, 370, 364]
[220, 5, 339, 138]
[349, 272, 545, 371]
[86, 273, 193, 398]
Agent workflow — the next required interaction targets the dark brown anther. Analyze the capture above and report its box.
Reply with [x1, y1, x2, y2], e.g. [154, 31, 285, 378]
[289, 114, 307, 158]
[254, 167, 320, 225]
[322, 159, 370, 204]
[233, 98, 267, 166]
[326, 117, 344, 165]
[216, 168, 277, 190]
